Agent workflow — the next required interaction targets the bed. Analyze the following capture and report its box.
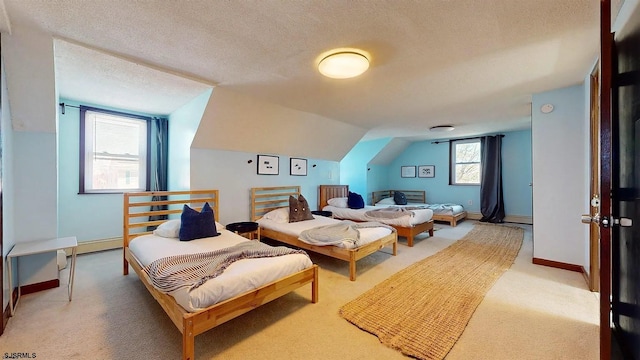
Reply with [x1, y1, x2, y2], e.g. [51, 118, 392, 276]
[251, 186, 397, 281]
[372, 189, 468, 227]
[318, 185, 434, 247]
[123, 189, 319, 360]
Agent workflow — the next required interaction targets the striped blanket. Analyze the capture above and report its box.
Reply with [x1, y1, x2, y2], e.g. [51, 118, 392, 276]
[144, 241, 308, 293]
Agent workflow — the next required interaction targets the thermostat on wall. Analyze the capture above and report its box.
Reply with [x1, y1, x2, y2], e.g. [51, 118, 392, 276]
[540, 104, 554, 114]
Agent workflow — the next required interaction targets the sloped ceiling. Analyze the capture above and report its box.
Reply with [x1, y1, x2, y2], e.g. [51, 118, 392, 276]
[0, 1, 599, 145]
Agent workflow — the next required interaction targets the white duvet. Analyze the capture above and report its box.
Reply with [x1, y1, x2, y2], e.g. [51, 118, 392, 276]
[322, 205, 433, 227]
[129, 229, 312, 312]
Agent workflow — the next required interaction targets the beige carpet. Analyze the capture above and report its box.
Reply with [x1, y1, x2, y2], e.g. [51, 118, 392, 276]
[0, 221, 600, 360]
[340, 223, 524, 360]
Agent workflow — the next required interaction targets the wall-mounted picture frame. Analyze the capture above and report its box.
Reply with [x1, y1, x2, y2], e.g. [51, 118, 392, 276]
[418, 165, 435, 178]
[290, 158, 307, 176]
[401, 166, 416, 178]
[257, 154, 279, 175]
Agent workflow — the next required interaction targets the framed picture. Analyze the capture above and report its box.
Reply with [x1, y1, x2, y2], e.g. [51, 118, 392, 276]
[401, 166, 416, 178]
[257, 155, 279, 175]
[290, 158, 307, 176]
[418, 165, 435, 178]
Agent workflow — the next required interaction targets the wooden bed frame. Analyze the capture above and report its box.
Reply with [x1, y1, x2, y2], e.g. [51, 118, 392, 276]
[251, 186, 397, 281]
[372, 189, 468, 227]
[318, 185, 434, 247]
[123, 189, 318, 360]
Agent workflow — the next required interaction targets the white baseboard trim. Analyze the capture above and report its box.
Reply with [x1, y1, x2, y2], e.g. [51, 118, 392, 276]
[64, 237, 123, 255]
[466, 212, 532, 225]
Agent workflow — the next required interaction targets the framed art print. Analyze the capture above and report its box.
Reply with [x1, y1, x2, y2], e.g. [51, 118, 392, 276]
[418, 165, 435, 178]
[401, 166, 416, 178]
[290, 158, 307, 176]
[257, 155, 279, 175]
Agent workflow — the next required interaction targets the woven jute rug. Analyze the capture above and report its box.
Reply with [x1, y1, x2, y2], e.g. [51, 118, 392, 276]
[339, 223, 524, 360]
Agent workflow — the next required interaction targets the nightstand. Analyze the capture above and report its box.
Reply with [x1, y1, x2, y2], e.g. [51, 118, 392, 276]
[311, 210, 333, 218]
[226, 222, 260, 240]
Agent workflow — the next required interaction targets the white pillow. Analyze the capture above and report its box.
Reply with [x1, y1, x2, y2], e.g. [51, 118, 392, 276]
[153, 219, 181, 238]
[376, 197, 396, 205]
[262, 207, 289, 223]
[327, 197, 348, 208]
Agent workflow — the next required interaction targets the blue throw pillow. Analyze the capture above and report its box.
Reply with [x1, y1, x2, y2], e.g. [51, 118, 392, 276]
[347, 191, 365, 209]
[179, 202, 220, 241]
[394, 191, 408, 205]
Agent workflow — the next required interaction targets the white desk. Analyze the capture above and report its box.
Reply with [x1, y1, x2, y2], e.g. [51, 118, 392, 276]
[7, 236, 77, 316]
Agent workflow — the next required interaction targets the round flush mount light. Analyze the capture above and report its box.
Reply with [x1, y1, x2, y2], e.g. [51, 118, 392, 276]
[429, 125, 455, 132]
[318, 50, 370, 79]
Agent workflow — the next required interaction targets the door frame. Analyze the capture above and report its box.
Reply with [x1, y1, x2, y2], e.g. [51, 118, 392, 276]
[589, 66, 600, 293]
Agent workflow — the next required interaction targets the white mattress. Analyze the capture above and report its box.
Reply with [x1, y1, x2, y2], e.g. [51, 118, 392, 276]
[257, 215, 393, 249]
[374, 203, 465, 215]
[129, 229, 312, 312]
[322, 205, 433, 227]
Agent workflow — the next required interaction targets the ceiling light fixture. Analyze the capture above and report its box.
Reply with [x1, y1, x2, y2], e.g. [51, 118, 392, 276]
[318, 50, 369, 79]
[429, 125, 455, 132]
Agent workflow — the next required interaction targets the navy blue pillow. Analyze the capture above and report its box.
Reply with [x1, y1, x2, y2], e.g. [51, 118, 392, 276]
[347, 191, 365, 209]
[179, 202, 220, 241]
[394, 191, 408, 205]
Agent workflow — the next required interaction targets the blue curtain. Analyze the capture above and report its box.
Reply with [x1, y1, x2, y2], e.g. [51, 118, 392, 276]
[148, 117, 169, 228]
[479, 135, 505, 223]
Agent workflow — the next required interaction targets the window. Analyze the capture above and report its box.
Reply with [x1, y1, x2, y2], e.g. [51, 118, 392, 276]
[450, 139, 481, 185]
[80, 106, 151, 193]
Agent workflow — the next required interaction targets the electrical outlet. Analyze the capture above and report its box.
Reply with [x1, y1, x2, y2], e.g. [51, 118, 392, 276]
[468, 200, 473, 206]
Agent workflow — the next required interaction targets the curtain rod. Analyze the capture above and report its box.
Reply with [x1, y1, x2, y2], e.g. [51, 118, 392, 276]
[58, 102, 79, 115]
[431, 134, 504, 144]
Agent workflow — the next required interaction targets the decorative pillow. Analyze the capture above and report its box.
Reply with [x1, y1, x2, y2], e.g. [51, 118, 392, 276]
[153, 219, 181, 238]
[394, 191, 408, 205]
[179, 202, 220, 241]
[289, 194, 314, 223]
[347, 191, 365, 209]
[376, 197, 396, 206]
[327, 197, 348, 208]
[263, 207, 289, 223]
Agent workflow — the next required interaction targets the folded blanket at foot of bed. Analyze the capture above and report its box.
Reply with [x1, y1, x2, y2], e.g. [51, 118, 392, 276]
[299, 220, 394, 247]
[144, 241, 308, 293]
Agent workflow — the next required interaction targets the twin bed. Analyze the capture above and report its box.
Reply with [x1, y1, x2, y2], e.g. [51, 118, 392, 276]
[318, 185, 435, 247]
[123, 189, 318, 360]
[251, 186, 397, 281]
[371, 189, 467, 227]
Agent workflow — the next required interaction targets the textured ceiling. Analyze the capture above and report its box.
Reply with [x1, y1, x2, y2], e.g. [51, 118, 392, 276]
[2, 0, 599, 141]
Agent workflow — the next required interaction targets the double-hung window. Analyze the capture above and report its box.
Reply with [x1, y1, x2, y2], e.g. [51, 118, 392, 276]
[80, 106, 151, 193]
[450, 138, 481, 185]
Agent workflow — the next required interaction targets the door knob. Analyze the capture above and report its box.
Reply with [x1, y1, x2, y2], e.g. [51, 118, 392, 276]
[581, 213, 600, 224]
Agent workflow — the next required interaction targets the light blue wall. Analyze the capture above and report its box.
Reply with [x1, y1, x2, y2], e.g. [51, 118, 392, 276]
[57, 99, 164, 242]
[340, 138, 391, 196]
[366, 164, 390, 204]
[191, 148, 340, 224]
[169, 89, 211, 190]
[372, 129, 533, 217]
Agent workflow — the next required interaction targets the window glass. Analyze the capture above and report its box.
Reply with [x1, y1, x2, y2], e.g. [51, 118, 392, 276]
[450, 139, 481, 185]
[80, 107, 149, 193]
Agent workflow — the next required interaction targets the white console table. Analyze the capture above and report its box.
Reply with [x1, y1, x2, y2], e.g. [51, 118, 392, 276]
[7, 236, 77, 316]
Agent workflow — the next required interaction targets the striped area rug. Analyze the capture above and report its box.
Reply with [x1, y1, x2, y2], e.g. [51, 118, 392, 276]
[339, 223, 524, 360]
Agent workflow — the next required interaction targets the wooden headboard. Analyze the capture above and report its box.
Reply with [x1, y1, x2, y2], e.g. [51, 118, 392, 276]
[251, 185, 301, 221]
[371, 190, 426, 204]
[318, 185, 349, 209]
[123, 189, 219, 245]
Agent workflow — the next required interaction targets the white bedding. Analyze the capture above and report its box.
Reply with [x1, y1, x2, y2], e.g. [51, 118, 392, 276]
[374, 202, 465, 215]
[129, 229, 312, 313]
[322, 205, 433, 227]
[257, 215, 393, 249]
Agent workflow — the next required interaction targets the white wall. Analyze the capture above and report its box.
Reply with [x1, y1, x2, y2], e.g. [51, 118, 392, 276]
[190, 148, 339, 225]
[532, 84, 588, 267]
